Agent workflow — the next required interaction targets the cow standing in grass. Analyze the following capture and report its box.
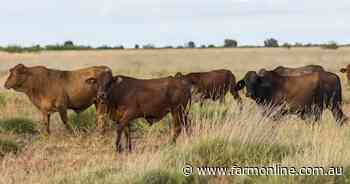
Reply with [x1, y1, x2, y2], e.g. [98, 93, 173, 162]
[95, 75, 192, 152]
[175, 70, 242, 107]
[236, 68, 347, 125]
[4, 64, 113, 134]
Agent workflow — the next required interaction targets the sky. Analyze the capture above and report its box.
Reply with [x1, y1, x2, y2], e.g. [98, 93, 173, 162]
[1, 0, 349, 48]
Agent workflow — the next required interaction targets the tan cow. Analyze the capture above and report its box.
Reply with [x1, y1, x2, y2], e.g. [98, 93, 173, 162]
[4, 64, 112, 134]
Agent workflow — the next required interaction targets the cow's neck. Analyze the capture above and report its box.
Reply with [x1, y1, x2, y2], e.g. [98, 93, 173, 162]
[20, 75, 50, 106]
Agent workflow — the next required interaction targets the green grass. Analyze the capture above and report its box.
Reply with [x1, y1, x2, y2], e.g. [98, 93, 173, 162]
[68, 108, 97, 133]
[135, 169, 208, 184]
[183, 137, 294, 167]
[0, 139, 20, 157]
[240, 166, 350, 184]
[0, 94, 6, 106]
[0, 118, 38, 134]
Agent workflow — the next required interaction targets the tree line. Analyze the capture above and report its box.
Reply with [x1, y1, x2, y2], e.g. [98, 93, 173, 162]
[0, 39, 346, 53]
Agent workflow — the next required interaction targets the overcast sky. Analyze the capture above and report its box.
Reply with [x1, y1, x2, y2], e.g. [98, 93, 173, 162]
[1, 0, 349, 47]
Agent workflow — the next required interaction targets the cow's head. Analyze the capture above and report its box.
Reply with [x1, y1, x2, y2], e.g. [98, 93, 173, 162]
[85, 68, 113, 103]
[4, 64, 29, 90]
[236, 70, 273, 103]
[174, 72, 201, 101]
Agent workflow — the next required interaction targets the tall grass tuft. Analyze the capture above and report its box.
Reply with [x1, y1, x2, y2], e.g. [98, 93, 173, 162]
[68, 108, 96, 133]
[0, 118, 38, 134]
[0, 139, 20, 157]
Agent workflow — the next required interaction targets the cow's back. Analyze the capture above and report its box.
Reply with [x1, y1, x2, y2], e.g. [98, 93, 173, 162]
[273, 65, 324, 76]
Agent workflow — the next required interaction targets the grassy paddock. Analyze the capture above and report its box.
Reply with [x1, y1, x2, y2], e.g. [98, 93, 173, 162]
[0, 49, 350, 183]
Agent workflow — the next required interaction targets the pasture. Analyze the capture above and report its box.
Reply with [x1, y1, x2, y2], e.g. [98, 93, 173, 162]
[0, 47, 350, 184]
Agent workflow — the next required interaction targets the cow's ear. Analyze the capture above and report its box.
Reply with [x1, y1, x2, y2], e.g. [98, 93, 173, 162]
[340, 68, 347, 73]
[86, 77, 97, 85]
[235, 80, 245, 91]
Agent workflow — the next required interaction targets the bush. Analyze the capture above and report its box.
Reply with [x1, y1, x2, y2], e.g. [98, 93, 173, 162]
[321, 41, 339, 50]
[0, 118, 38, 134]
[143, 44, 156, 49]
[264, 38, 279, 47]
[186, 41, 196, 48]
[224, 39, 238, 48]
[68, 108, 96, 133]
[0, 139, 20, 157]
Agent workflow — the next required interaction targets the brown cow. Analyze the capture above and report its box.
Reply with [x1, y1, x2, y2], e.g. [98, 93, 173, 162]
[174, 70, 242, 106]
[236, 70, 347, 125]
[263, 65, 345, 122]
[95, 75, 191, 152]
[340, 64, 350, 82]
[4, 64, 113, 134]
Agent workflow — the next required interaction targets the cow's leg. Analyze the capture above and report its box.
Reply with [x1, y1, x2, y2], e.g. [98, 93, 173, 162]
[124, 124, 132, 152]
[230, 89, 243, 111]
[42, 112, 51, 135]
[115, 112, 133, 153]
[330, 104, 347, 126]
[170, 109, 183, 144]
[58, 109, 72, 133]
[219, 94, 225, 104]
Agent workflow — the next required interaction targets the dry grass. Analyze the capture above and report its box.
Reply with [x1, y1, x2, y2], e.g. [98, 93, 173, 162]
[0, 48, 350, 184]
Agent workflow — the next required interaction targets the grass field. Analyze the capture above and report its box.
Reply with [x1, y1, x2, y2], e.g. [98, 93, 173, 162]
[0, 48, 350, 184]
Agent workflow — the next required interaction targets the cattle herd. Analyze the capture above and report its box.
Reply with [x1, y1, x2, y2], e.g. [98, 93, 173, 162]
[3, 64, 350, 152]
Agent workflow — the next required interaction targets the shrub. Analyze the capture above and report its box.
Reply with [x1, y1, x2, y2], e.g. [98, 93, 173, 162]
[143, 44, 156, 49]
[224, 39, 238, 48]
[264, 38, 279, 47]
[64, 40, 74, 47]
[186, 41, 196, 48]
[0, 139, 20, 157]
[321, 41, 339, 50]
[68, 108, 96, 133]
[0, 118, 38, 134]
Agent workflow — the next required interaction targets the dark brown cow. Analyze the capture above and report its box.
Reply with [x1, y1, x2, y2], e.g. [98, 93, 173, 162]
[236, 70, 347, 125]
[174, 70, 242, 106]
[4, 64, 113, 134]
[95, 75, 191, 152]
[340, 64, 350, 82]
